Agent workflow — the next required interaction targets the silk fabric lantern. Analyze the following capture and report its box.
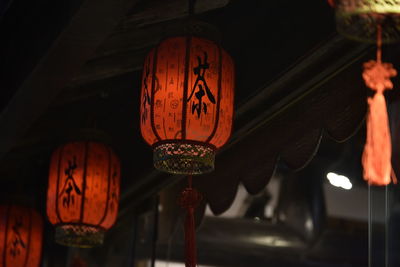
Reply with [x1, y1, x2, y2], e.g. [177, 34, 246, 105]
[140, 36, 235, 175]
[47, 141, 120, 247]
[330, 0, 400, 185]
[0, 205, 43, 267]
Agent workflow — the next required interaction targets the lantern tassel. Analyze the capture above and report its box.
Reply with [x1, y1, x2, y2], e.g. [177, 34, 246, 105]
[362, 25, 397, 186]
[179, 176, 202, 267]
[184, 204, 196, 267]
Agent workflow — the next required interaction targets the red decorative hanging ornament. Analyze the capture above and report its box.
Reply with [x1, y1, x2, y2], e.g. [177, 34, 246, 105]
[47, 138, 121, 248]
[178, 176, 202, 267]
[140, 0, 235, 264]
[362, 25, 398, 185]
[0, 205, 43, 267]
[330, 0, 400, 186]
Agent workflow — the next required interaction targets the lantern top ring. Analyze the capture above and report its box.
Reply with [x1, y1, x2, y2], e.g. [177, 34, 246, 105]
[334, 0, 400, 43]
[163, 19, 222, 43]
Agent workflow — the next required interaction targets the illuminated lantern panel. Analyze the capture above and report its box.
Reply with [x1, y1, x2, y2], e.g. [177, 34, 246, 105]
[47, 142, 120, 248]
[0, 205, 43, 267]
[140, 36, 235, 175]
[333, 0, 400, 43]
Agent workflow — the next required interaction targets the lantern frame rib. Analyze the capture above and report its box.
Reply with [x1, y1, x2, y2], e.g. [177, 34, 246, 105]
[181, 36, 192, 140]
[23, 209, 33, 267]
[150, 46, 162, 141]
[206, 44, 223, 143]
[55, 145, 64, 223]
[97, 146, 113, 227]
[79, 142, 89, 223]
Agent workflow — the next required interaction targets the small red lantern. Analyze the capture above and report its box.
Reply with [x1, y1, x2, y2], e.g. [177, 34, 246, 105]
[47, 141, 120, 247]
[0, 205, 43, 267]
[140, 35, 235, 175]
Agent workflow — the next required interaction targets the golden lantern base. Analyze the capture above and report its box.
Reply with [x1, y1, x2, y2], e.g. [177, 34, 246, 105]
[334, 0, 400, 43]
[153, 141, 215, 175]
[55, 224, 105, 248]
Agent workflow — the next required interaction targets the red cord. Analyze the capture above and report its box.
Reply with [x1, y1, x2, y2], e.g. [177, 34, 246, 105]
[179, 176, 202, 267]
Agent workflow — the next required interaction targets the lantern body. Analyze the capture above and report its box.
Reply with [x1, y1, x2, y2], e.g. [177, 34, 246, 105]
[47, 142, 120, 248]
[140, 36, 235, 175]
[0, 205, 43, 267]
[333, 0, 400, 43]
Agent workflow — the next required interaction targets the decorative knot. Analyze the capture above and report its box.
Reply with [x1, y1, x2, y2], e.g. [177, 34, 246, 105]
[178, 188, 202, 209]
[363, 60, 397, 93]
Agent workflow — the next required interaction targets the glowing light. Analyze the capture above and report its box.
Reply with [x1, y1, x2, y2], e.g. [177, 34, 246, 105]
[251, 236, 292, 247]
[326, 172, 352, 190]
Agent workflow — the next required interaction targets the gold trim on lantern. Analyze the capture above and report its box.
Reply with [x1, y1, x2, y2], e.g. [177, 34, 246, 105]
[153, 141, 216, 175]
[334, 0, 400, 43]
[55, 224, 105, 248]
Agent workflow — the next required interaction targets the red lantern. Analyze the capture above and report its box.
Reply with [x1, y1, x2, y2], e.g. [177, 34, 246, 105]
[140, 27, 235, 267]
[0, 205, 43, 267]
[140, 36, 235, 175]
[47, 141, 120, 247]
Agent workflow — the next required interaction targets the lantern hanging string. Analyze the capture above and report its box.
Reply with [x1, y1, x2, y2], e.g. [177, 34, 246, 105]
[362, 24, 398, 186]
[188, 0, 196, 16]
[179, 175, 202, 267]
[376, 24, 382, 64]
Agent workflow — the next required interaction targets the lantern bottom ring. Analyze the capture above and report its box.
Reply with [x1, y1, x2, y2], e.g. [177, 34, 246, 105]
[55, 224, 105, 248]
[153, 141, 215, 175]
[334, 0, 400, 43]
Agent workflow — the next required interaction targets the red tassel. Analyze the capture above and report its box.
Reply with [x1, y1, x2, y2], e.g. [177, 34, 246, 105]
[362, 25, 397, 186]
[178, 176, 202, 267]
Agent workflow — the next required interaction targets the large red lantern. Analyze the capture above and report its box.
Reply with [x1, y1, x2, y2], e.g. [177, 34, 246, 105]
[0, 205, 43, 267]
[47, 141, 120, 247]
[140, 23, 235, 267]
[140, 35, 235, 175]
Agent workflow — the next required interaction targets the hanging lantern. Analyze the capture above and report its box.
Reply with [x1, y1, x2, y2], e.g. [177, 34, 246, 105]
[140, 34, 235, 175]
[47, 141, 120, 247]
[140, 15, 235, 267]
[330, 0, 400, 185]
[0, 205, 43, 267]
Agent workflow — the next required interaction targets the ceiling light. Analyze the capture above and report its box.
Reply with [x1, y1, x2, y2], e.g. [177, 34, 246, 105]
[326, 172, 352, 190]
